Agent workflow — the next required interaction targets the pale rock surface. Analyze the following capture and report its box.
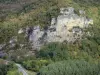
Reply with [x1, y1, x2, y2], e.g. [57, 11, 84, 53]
[18, 28, 24, 34]
[28, 7, 93, 49]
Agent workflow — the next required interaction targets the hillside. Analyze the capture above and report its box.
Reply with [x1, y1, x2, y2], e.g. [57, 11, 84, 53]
[0, 0, 100, 75]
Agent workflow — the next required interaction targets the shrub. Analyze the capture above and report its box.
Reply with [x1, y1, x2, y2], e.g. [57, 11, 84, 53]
[0, 60, 14, 75]
[7, 68, 22, 75]
[38, 60, 100, 75]
[22, 59, 50, 72]
[37, 42, 69, 61]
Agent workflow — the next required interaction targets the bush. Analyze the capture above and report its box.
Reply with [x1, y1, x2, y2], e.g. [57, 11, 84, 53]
[38, 60, 100, 75]
[7, 68, 22, 75]
[37, 42, 69, 61]
[0, 60, 14, 75]
[80, 26, 100, 58]
[22, 59, 51, 72]
[0, 64, 8, 75]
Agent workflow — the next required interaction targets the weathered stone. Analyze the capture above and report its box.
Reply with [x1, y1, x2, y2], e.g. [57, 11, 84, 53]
[79, 10, 85, 15]
[51, 18, 56, 25]
[18, 28, 24, 34]
[60, 7, 74, 15]
[28, 7, 93, 49]
[9, 36, 17, 44]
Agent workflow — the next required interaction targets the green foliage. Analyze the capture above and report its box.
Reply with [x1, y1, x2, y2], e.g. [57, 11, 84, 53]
[81, 39, 99, 57]
[27, 70, 36, 75]
[0, 0, 100, 74]
[22, 59, 51, 72]
[0, 27, 17, 44]
[8, 46, 32, 63]
[7, 62, 23, 75]
[0, 60, 14, 75]
[80, 26, 100, 58]
[0, 64, 8, 75]
[38, 42, 69, 61]
[7, 68, 22, 75]
[73, 0, 100, 5]
[36, 7, 59, 27]
[0, 0, 60, 43]
[38, 60, 100, 75]
[0, 60, 22, 75]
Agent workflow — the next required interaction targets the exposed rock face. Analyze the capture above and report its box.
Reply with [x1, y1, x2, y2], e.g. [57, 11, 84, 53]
[28, 7, 93, 50]
[29, 26, 45, 49]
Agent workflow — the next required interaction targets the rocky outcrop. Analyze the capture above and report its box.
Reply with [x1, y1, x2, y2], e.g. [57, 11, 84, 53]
[21, 7, 93, 50]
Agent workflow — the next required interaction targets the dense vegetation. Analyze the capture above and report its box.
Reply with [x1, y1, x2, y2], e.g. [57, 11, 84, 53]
[0, 0, 100, 75]
[0, 64, 9, 75]
[38, 43, 69, 61]
[38, 60, 100, 75]
[0, 59, 22, 75]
